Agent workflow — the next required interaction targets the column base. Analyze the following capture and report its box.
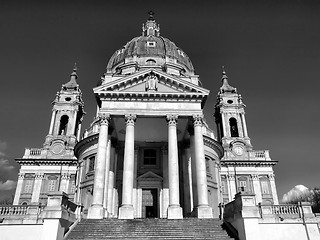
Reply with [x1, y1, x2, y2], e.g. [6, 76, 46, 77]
[118, 205, 134, 219]
[167, 205, 183, 219]
[87, 205, 104, 219]
[191, 205, 213, 219]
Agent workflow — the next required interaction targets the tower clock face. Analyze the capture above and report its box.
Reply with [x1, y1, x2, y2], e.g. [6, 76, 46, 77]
[233, 146, 244, 156]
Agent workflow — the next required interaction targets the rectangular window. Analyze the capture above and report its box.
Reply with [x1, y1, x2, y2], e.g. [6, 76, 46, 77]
[24, 180, 33, 193]
[143, 149, 157, 165]
[88, 156, 95, 172]
[48, 180, 56, 192]
[261, 180, 270, 194]
[70, 180, 76, 194]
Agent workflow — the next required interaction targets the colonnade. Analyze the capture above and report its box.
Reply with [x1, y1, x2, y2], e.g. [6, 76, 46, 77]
[87, 113, 213, 219]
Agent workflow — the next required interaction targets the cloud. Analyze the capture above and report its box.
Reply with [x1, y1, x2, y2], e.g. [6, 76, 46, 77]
[282, 185, 312, 203]
[0, 159, 15, 170]
[0, 180, 16, 191]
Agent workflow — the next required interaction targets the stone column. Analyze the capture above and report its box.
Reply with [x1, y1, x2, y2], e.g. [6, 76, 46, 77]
[268, 174, 279, 204]
[166, 115, 183, 219]
[161, 146, 169, 218]
[119, 114, 136, 219]
[13, 173, 25, 205]
[107, 144, 116, 216]
[48, 110, 56, 135]
[192, 114, 213, 218]
[251, 174, 262, 203]
[182, 147, 193, 215]
[241, 113, 248, 138]
[228, 174, 237, 199]
[132, 146, 139, 218]
[59, 173, 71, 193]
[31, 173, 44, 203]
[188, 127, 198, 208]
[103, 137, 111, 215]
[88, 113, 110, 219]
[221, 113, 227, 137]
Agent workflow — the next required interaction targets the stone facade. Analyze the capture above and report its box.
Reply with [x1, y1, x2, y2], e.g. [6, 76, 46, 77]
[13, 15, 278, 221]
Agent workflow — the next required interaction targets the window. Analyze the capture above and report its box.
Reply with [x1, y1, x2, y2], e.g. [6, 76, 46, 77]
[24, 180, 33, 193]
[237, 176, 252, 193]
[88, 156, 95, 172]
[146, 59, 156, 65]
[260, 178, 271, 195]
[69, 180, 76, 194]
[229, 117, 239, 137]
[48, 180, 56, 192]
[205, 157, 210, 172]
[147, 41, 156, 47]
[143, 149, 157, 165]
[58, 115, 69, 135]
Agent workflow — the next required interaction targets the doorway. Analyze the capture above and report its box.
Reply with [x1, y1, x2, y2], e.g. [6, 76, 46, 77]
[142, 188, 158, 218]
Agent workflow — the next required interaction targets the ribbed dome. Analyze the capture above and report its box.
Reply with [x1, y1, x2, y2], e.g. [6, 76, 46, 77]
[106, 14, 194, 76]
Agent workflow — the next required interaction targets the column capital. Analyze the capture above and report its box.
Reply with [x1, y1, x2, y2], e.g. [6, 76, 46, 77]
[61, 172, 71, 180]
[166, 114, 178, 126]
[98, 113, 111, 125]
[192, 114, 204, 127]
[125, 114, 136, 126]
[227, 174, 235, 181]
[268, 173, 275, 180]
[35, 173, 45, 180]
[18, 173, 25, 180]
[251, 174, 259, 181]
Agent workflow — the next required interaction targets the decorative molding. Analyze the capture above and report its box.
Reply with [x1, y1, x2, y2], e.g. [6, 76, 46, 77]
[166, 114, 178, 126]
[35, 173, 45, 180]
[61, 173, 71, 180]
[125, 114, 136, 126]
[268, 174, 275, 180]
[251, 174, 259, 181]
[98, 113, 110, 125]
[18, 173, 25, 180]
[227, 174, 235, 181]
[192, 114, 203, 127]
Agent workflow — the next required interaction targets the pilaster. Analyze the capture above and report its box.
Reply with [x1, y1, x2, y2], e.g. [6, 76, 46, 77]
[13, 173, 25, 205]
[31, 173, 44, 203]
[251, 174, 262, 203]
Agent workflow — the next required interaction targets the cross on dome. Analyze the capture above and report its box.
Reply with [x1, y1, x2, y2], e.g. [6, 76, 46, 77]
[142, 11, 160, 37]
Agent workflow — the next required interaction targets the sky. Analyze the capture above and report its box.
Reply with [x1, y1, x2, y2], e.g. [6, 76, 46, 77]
[0, 0, 319, 202]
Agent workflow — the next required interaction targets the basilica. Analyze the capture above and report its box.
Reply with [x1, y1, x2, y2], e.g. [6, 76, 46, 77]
[12, 13, 280, 221]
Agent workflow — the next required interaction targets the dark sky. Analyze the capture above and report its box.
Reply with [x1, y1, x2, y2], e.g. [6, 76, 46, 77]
[0, 0, 319, 202]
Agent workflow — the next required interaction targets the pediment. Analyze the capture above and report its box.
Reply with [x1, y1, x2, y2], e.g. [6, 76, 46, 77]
[94, 69, 209, 97]
[137, 171, 163, 180]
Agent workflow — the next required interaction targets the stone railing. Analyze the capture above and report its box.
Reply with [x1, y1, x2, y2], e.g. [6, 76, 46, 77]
[259, 204, 301, 218]
[82, 122, 100, 139]
[0, 204, 45, 224]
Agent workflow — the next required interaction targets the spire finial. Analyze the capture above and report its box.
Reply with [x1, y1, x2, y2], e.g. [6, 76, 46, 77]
[222, 66, 226, 75]
[148, 10, 155, 21]
[220, 66, 236, 93]
[71, 63, 77, 77]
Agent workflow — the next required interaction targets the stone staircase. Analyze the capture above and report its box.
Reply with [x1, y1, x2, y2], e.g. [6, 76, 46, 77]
[66, 218, 235, 240]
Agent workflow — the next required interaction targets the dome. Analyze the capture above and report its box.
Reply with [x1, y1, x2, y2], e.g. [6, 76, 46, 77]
[106, 13, 194, 76]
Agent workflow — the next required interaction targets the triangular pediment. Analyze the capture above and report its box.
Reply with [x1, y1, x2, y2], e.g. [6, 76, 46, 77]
[94, 69, 209, 96]
[137, 171, 163, 180]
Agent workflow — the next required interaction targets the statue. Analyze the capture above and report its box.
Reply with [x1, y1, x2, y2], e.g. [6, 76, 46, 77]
[145, 74, 158, 91]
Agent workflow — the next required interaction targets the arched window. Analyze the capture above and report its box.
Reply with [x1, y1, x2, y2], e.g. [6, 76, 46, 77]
[146, 59, 156, 65]
[59, 115, 69, 135]
[229, 117, 239, 137]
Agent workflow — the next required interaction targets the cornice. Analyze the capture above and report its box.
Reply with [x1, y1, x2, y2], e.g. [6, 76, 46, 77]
[15, 158, 77, 166]
[74, 134, 99, 158]
[203, 136, 224, 159]
[221, 160, 278, 167]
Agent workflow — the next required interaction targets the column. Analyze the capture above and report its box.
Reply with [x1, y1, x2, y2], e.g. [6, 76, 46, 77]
[88, 113, 110, 219]
[119, 114, 136, 219]
[107, 144, 116, 216]
[13, 173, 25, 205]
[251, 174, 262, 203]
[77, 122, 82, 141]
[132, 146, 139, 217]
[188, 127, 198, 208]
[48, 110, 56, 135]
[166, 114, 183, 219]
[31, 173, 44, 203]
[161, 146, 169, 218]
[182, 147, 192, 215]
[192, 114, 213, 218]
[103, 137, 111, 216]
[241, 113, 248, 137]
[268, 174, 279, 204]
[59, 172, 71, 193]
[228, 174, 237, 200]
[221, 113, 227, 137]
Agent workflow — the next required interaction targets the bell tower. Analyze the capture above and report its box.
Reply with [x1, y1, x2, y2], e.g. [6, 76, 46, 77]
[214, 68, 252, 150]
[43, 65, 85, 158]
[215, 68, 278, 205]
